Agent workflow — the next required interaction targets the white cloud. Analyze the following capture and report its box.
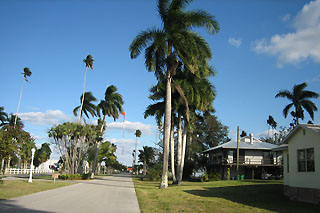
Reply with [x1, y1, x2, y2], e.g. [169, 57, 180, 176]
[253, 0, 320, 66]
[228, 37, 242, 47]
[108, 138, 137, 144]
[256, 129, 279, 139]
[106, 121, 155, 135]
[18, 110, 69, 126]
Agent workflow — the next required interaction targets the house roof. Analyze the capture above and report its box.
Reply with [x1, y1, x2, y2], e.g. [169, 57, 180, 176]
[272, 144, 288, 152]
[282, 124, 320, 144]
[203, 137, 279, 153]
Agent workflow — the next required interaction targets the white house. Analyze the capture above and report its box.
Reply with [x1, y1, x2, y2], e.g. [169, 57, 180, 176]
[203, 134, 281, 180]
[281, 124, 320, 204]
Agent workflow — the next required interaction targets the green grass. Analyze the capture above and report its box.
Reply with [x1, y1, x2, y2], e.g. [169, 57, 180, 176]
[133, 178, 320, 212]
[0, 180, 75, 199]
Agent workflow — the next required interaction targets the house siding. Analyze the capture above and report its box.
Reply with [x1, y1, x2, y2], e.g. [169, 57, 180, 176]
[283, 149, 289, 186]
[287, 128, 320, 189]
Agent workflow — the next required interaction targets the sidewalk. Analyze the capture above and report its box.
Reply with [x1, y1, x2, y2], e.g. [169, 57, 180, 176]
[0, 173, 140, 213]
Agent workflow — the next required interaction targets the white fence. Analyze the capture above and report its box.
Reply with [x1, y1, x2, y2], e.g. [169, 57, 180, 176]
[5, 168, 54, 175]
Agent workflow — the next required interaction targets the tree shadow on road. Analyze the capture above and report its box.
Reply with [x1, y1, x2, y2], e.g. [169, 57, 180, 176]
[0, 199, 52, 213]
[184, 184, 320, 213]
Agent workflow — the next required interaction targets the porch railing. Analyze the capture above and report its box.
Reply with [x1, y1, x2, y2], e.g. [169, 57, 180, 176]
[209, 157, 282, 166]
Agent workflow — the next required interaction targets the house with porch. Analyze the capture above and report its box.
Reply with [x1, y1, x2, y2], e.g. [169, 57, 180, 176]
[281, 124, 320, 204]
[203, 134, 282, 180]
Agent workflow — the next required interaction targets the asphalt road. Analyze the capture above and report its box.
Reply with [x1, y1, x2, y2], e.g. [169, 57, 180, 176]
[0, 173, 140, 213]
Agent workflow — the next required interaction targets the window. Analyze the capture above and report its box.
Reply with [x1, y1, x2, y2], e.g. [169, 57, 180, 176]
[297, 148, 315, 172]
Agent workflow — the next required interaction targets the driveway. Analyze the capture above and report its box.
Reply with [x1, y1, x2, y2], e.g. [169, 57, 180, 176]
[0, 173, 140, 213]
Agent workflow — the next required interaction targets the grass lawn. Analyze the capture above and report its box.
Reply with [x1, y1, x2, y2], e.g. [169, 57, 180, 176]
[0, 179, 75, 199]
[133, 178, 320, 212]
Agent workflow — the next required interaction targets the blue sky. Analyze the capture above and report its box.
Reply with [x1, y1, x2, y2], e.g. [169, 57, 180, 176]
[1, 0, 320, 166]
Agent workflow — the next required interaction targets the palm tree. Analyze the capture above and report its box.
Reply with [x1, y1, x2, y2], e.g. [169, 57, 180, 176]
[138, 146, 155, 176]
[275, 82, 319, 125]
[14, 67, 32, 128]
[73, 92, 97, 123]
[0, 107, 8, 126]
[91, 85, 123, 178]
[96, 85, 124, 132]
[130, 0, 219, 188]
[79, 55, 94, 123]
[134, 130, 142, 171]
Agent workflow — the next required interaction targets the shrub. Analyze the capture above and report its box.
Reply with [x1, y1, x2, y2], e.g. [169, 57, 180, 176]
[147, 164, 162, 181]
[200, 174, 209, 182]
[200, 172, 221, 182]
[59, 173, 91, 180]
[208, 172, 221, 181]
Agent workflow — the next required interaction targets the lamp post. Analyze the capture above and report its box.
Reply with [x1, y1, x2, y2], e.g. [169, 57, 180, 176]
[28, 148, 36, 183]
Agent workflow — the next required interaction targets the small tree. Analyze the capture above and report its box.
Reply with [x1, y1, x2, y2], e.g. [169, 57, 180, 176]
[138, 146, 155, 176]
[33, 143, 52, 168]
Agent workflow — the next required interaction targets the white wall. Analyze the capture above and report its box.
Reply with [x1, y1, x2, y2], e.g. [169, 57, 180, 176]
[287, 128, 320, 189]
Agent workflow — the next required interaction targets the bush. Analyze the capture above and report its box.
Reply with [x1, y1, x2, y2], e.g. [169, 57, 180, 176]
[59, 173, 91, 180]
[208, 172, 221, 181]
[147, 164, 162, 181]
[200, 172, 221, 182]
[200, 174, 209, 182]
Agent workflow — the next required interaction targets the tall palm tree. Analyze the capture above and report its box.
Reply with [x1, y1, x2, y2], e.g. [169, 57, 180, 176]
[0, 107, 8, 126]
[79, 55, 94, 122]
[14, 67, 32, 128]
[91, 85, 123, 178]
[138, 146, 155, 176]
[73, 92, 97, 123]
[134, 130, 142, 171]
[130, 0, 219, 188]
[275, 82, 319, 125]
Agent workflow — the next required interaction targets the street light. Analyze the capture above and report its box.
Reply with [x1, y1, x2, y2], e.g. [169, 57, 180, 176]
[28, 148, 36, 183]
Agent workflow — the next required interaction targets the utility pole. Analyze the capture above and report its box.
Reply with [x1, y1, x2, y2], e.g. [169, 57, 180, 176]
[236, 126, 240, 179]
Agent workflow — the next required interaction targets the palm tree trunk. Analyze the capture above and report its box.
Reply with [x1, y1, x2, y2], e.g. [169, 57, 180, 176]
[98, 162, 101, 175]
[79, 66, 87, 123]
[134, 137, 138, 167]
[160, 71, 172, 189]
[170, 122, 176, 183]
[143, 159, 147, 176]
[91, 142, 100, 178]
[178, 123, 187, 185]
[91, 115, 106, 178]
[176, 116, 182, 184]
[1, 159, 4, 174]
[14, 77, 25, 128]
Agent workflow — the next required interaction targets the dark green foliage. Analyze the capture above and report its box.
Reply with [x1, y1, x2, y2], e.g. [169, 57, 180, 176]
[22, 67, 32, 82]
[147, 164, 162, 181]
[59, 173, 91, 180]
[33, 143, 52, 168]
[73, 92, 97, 120]
[200, 172, 221, 182]
[275, 82, 319, 125]
[0, 107, 8, 126]
[83, 55, 94, 70]
[240, 130, 247, 138]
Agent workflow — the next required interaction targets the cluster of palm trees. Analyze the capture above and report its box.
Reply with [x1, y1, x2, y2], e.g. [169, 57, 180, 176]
[72, 55, 124, 177]
[130, 0, 219, 188]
